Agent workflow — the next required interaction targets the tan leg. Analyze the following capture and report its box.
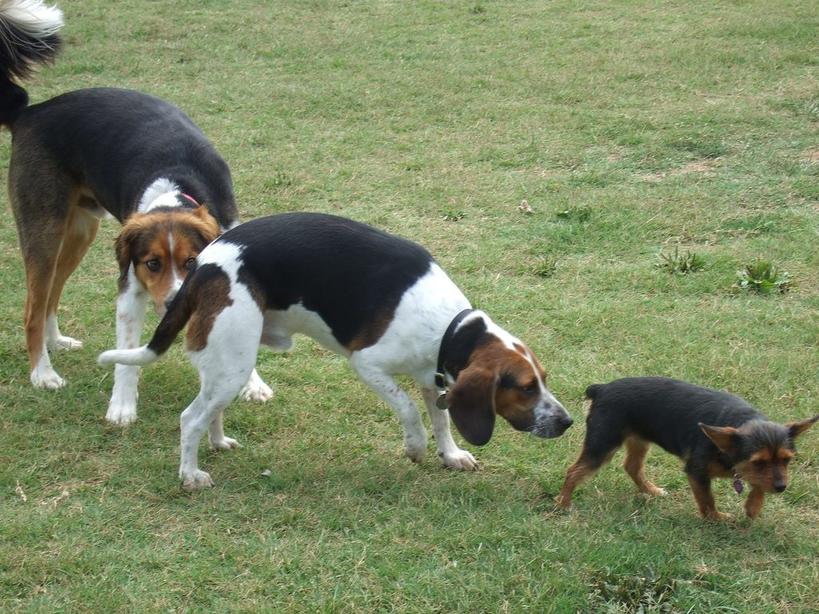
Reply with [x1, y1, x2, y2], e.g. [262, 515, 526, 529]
[556, 448, 617, 509]
[623, 436, 666, 496]
[687, 475, 731, 521]
[44, 207, 99, 351]
[744, 487, 766, 519]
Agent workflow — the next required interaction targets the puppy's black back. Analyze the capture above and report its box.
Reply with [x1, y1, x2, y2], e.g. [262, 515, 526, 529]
[585, 377, 763, 458]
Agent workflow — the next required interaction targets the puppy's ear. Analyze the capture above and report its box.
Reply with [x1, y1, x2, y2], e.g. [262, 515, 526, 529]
[785, 415, 819, 440]
[699, 423, 739, 453]
[191, 204, 221, 243]
[114, 216, 146, 288]
[447, 365, 497, 446]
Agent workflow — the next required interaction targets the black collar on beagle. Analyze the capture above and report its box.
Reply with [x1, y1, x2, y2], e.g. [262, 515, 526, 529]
[434, 308, 476, 408]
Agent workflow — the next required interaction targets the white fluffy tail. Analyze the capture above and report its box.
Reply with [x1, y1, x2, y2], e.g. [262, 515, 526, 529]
[0, 0, 63, 39]
[98, 346, 158, 367]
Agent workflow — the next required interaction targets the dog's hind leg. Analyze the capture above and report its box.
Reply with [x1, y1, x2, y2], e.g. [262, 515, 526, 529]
[179, 300, 262, 490]
[11, 173, 72, 389]
[420, 387, 478, 471]
[350, 357, 428, 464]
[623, 436, 666, 496]
[46, 204, 100, 351]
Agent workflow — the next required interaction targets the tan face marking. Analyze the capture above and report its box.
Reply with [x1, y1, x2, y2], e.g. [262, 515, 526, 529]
[116, 207, 219, 311]
[734, 447, 793, 493]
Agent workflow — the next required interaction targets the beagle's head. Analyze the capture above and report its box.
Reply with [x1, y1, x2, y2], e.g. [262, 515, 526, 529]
[115, 206, 220, 314]
[445, 314, 572, 446]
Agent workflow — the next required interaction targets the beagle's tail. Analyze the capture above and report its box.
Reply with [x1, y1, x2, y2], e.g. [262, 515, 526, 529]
[98, 275, 195, 367]
[0, 0, 63, 124]
[584, 384, 605, 400]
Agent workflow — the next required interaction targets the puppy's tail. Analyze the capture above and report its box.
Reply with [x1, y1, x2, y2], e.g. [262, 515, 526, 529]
[585, 384, 605, 400]
[0, 0, 63, 125]
[98, 275, 195, 368]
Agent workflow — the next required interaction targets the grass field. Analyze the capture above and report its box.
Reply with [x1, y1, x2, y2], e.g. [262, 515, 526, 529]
[1, 0, 817, 611]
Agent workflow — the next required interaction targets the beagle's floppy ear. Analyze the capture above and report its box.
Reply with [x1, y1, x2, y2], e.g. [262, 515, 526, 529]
[786, 415, 818, 440]
[447, 365, 497, 446]
[699, 423, 739, 454]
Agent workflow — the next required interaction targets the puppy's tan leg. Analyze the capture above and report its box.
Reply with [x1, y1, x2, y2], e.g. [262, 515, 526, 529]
[46, 206, 100, 351]
[687, 475, 730, 521]
[744, 487, 765, 519]
[556, 448, 616, 509]
[623, 436, 666, 496]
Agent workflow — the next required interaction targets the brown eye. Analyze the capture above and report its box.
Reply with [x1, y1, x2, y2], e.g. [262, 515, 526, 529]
[145, 259, 161, 272]
[184, 257, 197, 271]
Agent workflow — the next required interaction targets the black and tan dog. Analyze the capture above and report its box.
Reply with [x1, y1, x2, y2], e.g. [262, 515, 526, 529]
[0, 0, 271, 423]
[556, 377, 817, 520]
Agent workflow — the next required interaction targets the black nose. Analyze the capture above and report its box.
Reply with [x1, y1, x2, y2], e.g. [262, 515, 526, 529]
[774, 483, 786, 493]
[561, 416, 573, 429]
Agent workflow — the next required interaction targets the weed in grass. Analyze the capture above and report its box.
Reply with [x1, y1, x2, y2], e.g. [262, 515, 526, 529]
[657, 247, 707, 275]
[736, 260, 792, 294]
[587, 566, 683, 613]
[531, 255, 559, 278]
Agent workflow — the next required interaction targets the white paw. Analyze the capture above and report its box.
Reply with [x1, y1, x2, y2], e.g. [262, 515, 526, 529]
[49, 335, 83, 351]
[105, 402, 137, 426]
[239, 373, 274, 403]
[404, 432, 428, 464]
[209, 436, 241, 451]
[181, 469, 214, 491]
[439, 448, 479, 471]
[30, 367, 66, 390]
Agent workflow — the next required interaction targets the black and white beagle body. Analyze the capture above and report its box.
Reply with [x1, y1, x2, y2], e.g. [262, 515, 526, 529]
[0, 1, 271, 424]
[99, 213, 573, 489]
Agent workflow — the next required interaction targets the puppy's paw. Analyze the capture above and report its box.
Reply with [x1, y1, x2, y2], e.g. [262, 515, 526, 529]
[106, 402, 137, 426]
[49, 335, 83, 351]
[181, 470, 214, 491]
[30, 366, 66, 390]
[239, 371, 274, 403]
[210, 436, 241, 451]
[439, 448, 479, 471]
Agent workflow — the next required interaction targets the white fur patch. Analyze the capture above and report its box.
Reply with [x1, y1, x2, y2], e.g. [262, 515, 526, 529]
[137, 178, 181, 213]
[197, 240, 245, 282]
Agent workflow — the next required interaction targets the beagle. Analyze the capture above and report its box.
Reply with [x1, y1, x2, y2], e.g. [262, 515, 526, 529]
[0, 0, 272, 423]
[99, 212, 573, 490]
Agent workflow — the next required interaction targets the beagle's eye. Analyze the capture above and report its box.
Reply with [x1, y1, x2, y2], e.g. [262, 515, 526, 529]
[184, 257, 197, 271]
[519, 382, 538, 395]
[145, 259, 161, 272]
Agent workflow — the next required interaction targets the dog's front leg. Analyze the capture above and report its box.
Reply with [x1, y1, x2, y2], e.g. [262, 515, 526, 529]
[421, 387, 478, 470]
[105, 285, 147, 425]
[351, 358, 428, 463]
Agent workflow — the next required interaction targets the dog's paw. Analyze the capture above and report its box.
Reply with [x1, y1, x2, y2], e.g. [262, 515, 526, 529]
[49, 335, 83, 351]
[239, 371, 274, 403]
[704, 510, 732, 522]
[209, 436, 241, 451]
[105, 402, 137, 426]
[647, 486, 667, 497]
[439, 448, 479, 471]
[181, 470, 214, 491]
[30, 366, 66, 390]
[554, 494, 573, 510]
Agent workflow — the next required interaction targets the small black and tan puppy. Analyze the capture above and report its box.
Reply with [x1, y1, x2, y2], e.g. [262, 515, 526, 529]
[556, 377, 817, 520]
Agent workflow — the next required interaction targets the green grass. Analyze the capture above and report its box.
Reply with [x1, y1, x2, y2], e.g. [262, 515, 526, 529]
[1, 0, 818, 611]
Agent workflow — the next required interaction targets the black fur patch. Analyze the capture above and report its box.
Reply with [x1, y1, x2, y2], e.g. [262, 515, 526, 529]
[219, 213, 435, 349]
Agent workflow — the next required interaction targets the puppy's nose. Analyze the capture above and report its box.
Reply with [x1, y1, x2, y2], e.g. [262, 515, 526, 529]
[561, 415, 574, 429]
[774, 483, 786, 493]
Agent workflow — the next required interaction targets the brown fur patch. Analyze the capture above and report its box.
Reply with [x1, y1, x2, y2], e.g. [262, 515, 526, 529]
[469, 337, 544, 430]
[346, 307, 393, 352]
[185, 272, 233, 352]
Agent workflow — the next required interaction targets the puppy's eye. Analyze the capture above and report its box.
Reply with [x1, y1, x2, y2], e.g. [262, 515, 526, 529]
[184, 257, 197, 271]
[145, 259, 161, 272]
[782, 457, 791, 465]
